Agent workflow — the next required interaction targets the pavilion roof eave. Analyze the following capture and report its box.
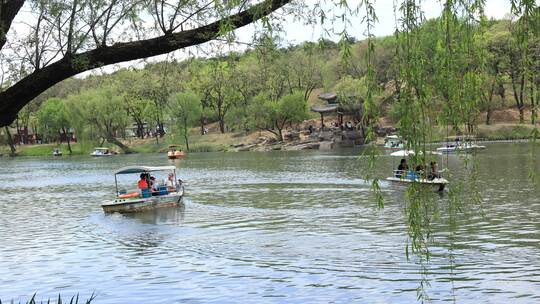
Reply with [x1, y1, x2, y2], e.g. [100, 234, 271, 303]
[310, 105, 339, 113]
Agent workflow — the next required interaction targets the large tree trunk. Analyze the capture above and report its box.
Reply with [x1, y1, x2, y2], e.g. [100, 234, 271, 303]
[530, 77, 538, 125]
[511, 73, 526, 124]
[0, 0, 291, 127]
[3, 127, 17, 156]
[184, 129, 190, 152]
[219, 119, 225, 134]
[0, 1, 25, 50]
[137, 123, 145, 138]
[200, 117, 206, 135]
[277, 128, 283, 142]
[107, 137, 134, 154]
[63, 127, 73, 154]
[15, 118, 21, 144]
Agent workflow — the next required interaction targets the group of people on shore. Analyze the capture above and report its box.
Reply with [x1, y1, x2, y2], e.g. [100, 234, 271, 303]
[307, 120, 358, 134]
[329, 121, 356, 131]
[396, 159, 441, 180]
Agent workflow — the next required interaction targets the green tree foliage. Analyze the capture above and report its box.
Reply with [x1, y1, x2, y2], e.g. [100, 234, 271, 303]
[249, 91, 307, 141]
[169, 91, 202, 151]
[13, 5, 538, 156]
[36, 98, 73, 153]
[0, 0, 294, 127]
[333, 76, 368, 121]
[203, 61, 240, 133]
[66, 87, 132, 153]
[114, 70, 152, 138]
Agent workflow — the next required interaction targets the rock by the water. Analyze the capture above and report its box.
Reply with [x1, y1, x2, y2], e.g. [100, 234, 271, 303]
[283, 142, 320, 151]
[319, 141, 334, 150]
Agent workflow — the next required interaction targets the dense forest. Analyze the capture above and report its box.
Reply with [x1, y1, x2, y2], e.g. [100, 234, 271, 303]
[1, 14, 538, 154]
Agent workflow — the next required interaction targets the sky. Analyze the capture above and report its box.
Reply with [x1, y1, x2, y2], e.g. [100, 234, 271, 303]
[278, 0, 513, 43]
[99, 0, 515, 74]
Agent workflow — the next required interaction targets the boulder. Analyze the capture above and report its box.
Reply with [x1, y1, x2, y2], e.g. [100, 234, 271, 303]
[284, 131, 301, 141]
[319, 141, 334, 150]
[283, 142, 320, 151]
[237, 144, 257, 151]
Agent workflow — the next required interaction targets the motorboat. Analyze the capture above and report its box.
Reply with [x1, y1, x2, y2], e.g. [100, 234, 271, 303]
[386, 149, 449, 192]
[436, 142, 486, 154]
[91, 147, 115, 157]
[390, 149, 442, 157]
[383, 135, 405, 150]
[386, 174, 449, 192]
[167, 145, 185, 159]
[101, 165, 184, 213]
[52, 148, 62, 156]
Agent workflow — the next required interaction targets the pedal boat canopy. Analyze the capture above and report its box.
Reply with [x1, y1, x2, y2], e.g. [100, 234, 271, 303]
[115, 165, 177, 175]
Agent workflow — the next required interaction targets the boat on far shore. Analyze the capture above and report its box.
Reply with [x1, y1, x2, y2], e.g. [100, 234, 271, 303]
[383, 135, 405, 150]
[52, 148, 62, 156]
[167, 145, 185, 159]
[436, 137, 486, 154]
[91, 147, 115, 157]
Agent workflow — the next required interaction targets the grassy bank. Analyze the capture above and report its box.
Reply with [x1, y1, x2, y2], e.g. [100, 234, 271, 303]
[2, 123, 537, 157]
[129, 132, 239, 154]
[0, 130, 247, 157]
[0, 141, 98, 157]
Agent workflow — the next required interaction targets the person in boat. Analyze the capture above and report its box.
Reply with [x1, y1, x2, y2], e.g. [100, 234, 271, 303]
[396, 159, 409, 177]
[149, 175, 157, 191]
[166, 173, 175, 190]
[137, 173, 149, 189]
[415, 164, 425, 178]
[428, 161, 441, 180]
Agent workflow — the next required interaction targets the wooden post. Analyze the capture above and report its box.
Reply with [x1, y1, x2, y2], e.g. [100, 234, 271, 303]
[320, 113, 324, 129]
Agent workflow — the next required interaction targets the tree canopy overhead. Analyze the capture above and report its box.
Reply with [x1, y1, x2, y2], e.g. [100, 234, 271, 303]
[0, 0, 537, 132]
[0, 0, 292, 127]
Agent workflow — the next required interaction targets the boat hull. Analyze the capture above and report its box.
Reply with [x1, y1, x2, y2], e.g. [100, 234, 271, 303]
[167, 152, 185, 159]
[101, 192, 183, 213]
[436, 144, 486, 154]
[386, 177, 448, 192]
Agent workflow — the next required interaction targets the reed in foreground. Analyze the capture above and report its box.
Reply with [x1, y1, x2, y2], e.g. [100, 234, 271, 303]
[0, 293, 95, 304]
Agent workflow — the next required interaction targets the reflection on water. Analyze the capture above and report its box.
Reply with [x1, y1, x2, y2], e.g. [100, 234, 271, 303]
[0, 144, 539, 303]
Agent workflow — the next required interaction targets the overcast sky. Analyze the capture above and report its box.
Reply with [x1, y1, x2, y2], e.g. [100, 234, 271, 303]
[276, 0, 513, 43]
[118, 0, 515, 73]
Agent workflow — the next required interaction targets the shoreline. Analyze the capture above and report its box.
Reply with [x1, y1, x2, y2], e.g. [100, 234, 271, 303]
[2, 134, 537, 158]
[2, 121, 538, 158]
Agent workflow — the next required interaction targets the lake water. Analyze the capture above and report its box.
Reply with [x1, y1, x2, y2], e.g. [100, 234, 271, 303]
[1, 143, 539, 303]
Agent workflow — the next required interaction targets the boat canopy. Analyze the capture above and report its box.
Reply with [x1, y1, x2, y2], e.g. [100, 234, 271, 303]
[94, 147, 110, 150]
[385, 135, 401, 139]
[115, 165, 176, 175]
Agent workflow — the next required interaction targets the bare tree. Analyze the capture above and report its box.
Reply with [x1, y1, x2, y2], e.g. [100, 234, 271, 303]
[0, 0, 292, 127]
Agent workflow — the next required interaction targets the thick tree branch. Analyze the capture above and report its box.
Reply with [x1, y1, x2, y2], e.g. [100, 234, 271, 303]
[0, 0, 25, 50]
[0, 0, 291, 127]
